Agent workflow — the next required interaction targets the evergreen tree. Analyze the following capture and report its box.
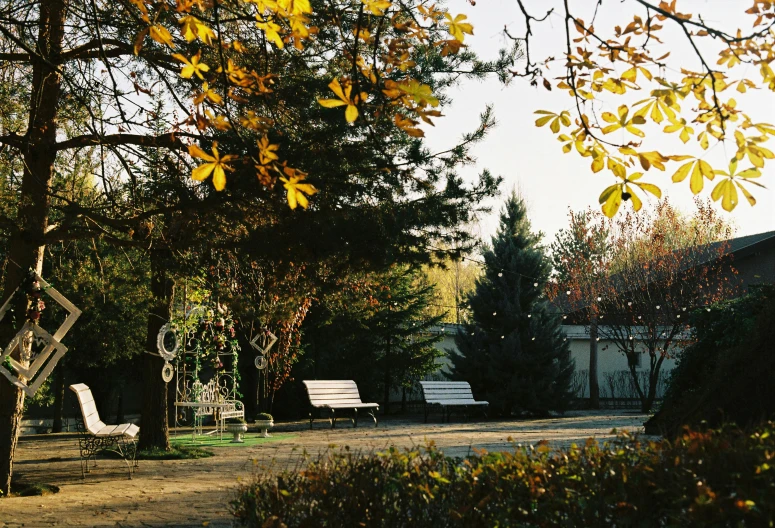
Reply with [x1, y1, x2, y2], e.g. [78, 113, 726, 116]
[301, 265, 443, 413]
[450, 193, 573, 416]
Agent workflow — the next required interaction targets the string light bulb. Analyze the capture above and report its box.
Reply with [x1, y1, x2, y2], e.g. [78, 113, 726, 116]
[533, 282, 538, 287]
[498, 272, 503, 277]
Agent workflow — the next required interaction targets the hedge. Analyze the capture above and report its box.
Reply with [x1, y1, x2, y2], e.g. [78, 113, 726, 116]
[646, 285, 775, 437]
[231, 423, 775, 527]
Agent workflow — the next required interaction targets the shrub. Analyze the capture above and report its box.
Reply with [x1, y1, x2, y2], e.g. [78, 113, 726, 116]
[646, 285, 775, 436]
[255, 413, 273, 421]
[231, 423, 775, 527]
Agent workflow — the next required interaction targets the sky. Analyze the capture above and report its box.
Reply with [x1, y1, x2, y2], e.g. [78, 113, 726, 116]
[423, 0, 775, 244]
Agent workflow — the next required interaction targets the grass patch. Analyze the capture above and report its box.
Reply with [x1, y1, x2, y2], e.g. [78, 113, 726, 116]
[10, 481, 60, 497]
[171, 433, 295, 449]
[137, 445, 214, 460]
[99, 444, 214, 460]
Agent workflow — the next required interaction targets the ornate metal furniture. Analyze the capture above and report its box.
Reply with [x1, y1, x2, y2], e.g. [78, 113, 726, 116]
[419, 380, 488, 422]
[70, 383, 139, 479]
[175, 378, 244, 440]
[303, 380, 379, 429]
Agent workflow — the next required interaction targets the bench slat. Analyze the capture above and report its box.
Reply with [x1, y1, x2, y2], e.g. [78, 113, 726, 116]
[422, 389, 475, 395]
[306, 388, 361, 395]
[419, 381, 487, 408]
[310, 398, 366, 406]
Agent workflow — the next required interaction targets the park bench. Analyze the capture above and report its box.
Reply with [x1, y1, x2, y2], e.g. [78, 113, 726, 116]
[303, 380, 379, 429]
[420, 380, 488, 422]
[70, 383, 139, 479]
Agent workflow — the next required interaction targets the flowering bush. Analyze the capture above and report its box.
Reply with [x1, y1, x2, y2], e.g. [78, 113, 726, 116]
[232, 423, 775, 527]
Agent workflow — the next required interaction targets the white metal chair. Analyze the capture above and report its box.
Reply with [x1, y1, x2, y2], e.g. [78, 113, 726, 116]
[70, 383, 139, 479]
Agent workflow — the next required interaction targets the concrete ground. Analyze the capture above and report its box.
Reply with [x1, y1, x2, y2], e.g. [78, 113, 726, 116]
[0, 411, 650, 527]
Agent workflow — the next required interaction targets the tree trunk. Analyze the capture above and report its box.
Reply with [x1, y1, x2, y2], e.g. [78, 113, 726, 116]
[138, 248, 174, 451]
[588, 317, 600, 409]
[383, 337, 391, 415]
[52, 366, 65, 433]
[116, 390, 125, 424]
[641, 354, 665, 413]
[0, 0, 68, 495]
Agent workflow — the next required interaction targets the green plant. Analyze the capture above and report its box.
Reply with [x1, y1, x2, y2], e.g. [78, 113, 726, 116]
[646, 285, 775, 436]
[254, 413, 273, 422]
[231, 423, 775, 527]
[226, 417, 247, 425]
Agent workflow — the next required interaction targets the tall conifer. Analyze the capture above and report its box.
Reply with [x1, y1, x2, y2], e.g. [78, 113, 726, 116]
[451, 193, 573, 415]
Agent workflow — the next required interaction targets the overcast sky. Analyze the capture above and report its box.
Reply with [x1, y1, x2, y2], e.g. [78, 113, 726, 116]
[424, 0, 775, 244]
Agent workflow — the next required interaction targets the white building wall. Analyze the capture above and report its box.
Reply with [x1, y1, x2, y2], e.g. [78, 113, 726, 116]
[564, 325, 680, 399]
[424, 324, 682, 400]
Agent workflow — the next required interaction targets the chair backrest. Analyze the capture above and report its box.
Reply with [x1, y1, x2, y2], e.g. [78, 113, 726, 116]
[420, 381, 476, 403]
[303, 380, 364, 407]
[69, 383, 106, 435]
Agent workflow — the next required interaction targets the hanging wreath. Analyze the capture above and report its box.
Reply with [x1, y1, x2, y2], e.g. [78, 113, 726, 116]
[185, 303, 240, 372]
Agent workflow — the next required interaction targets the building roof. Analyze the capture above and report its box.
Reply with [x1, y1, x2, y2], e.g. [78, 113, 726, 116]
[552, 230, 775, 318]
[706, 230, 775, 259]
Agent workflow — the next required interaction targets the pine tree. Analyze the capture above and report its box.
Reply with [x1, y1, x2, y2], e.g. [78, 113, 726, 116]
[450, 193, 573, 416]
[301, 265, 443, 413]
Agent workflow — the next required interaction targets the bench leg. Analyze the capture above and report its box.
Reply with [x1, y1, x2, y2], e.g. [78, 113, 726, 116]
[352, 408, 358, 428]
[329, 408, 336, 429]
[309, 411, 314, 430]
[371, 407, 378, 427]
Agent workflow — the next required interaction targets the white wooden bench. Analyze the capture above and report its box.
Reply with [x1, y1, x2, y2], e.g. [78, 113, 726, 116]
[420, 380, 489, 422]
[303, 380, 379, 429]
[70, 383, 139, 479]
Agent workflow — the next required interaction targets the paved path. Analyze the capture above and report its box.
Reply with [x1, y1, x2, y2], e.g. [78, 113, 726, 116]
[0, 411, 649, 527]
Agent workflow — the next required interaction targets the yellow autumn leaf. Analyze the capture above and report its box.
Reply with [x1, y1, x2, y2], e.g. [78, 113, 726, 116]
[193, 82, 222, 105]
[318, 79, 361, 123]
[633, 182, 662, 199]
[278, 0, 312, 15]
[711, 178, 738, 211]
[599, 184, 623, 217]
[444, 13, 473, 43]
[179, 16, 215, 45]
[188, 143, 237, 191]
[396, 79, 439, 107]
[280, 169, 317, 209]
[172, 51, 209, 80]
[150, 25, 175, 48]
[257, 136, 280, 165]
[133, 28, 149, 55]
[256, 18, 284, 49]
[362, 0, 391, 16]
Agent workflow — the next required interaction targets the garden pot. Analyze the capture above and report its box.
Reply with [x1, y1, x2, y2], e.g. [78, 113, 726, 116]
[227, 423, 248, 443]
[255, 419, 274, 438]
